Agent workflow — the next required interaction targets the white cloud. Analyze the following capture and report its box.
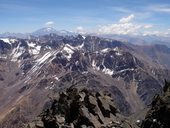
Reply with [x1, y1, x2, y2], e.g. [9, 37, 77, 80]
[119, 14, 135, 23]
[143, 24, 153, 29]
[142, 29, 170, 37]
[112, 7, 132, 13]
[97, 14, 149, 35]
[143, 31, 163, 36]
[98, 23, 141, 35]
[111, 7, 152, 20]
[97, 14, 157, 35]
[45, 21, 55, 27]
[149, 4, 170, 13]
[76, 26, 85, 34]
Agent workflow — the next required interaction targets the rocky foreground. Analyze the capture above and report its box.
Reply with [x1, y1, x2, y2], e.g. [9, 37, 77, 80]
[25, 87, 136, 128]
[25, 81, 170, 128]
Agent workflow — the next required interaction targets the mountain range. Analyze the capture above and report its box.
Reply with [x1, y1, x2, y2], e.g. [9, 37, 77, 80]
[1, 27, 170, 47]
[0, 27, 76, 39]
[0, 32, 170, 127]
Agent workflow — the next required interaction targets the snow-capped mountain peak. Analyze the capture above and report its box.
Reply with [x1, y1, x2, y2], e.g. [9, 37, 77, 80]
[32, 27, 58, 36]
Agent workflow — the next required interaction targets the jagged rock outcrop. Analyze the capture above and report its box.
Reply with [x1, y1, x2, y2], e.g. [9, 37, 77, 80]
[141, 80, 170, 128]
[25, 87, 134, 128]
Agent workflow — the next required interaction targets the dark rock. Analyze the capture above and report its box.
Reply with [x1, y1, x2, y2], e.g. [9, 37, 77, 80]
[0, 74, 4, 81]
[25, 87, 132, 128]
[0, 40, 11, 54]
[141, 80, 170, 128]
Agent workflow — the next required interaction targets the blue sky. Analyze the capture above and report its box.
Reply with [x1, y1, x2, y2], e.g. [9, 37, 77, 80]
[1, 0, 170, 35]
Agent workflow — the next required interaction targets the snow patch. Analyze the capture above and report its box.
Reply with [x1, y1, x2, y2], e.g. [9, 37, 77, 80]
[133, 56, 137, 64]
[10, 39, 17, 43]
[95, 51, 99, 54]
[92, 60, 96, 68]
[62, 44, 75, 60]
[101, 48, 110, 53]
[76, 42, 84, 49]
[0, 38, 16, 44]
[47, 27, 52, 32]
[45, 46, 52, 50]
[11, 45, 25, 61]
[0, 55, 7, 59]
[64, 44, 75, 53]
[28, 42, 41, 55]
[54, 77, 60, 81]
[153, 119, 157, 122]
[113, 47, 119, 52]
[92, 59, 113, 75]
[29, 45, 41, 55]
[115, 52, 122, 56]
[36, 45, 41, 51]
[75, 61, 79, 65]
[82, 36, 86, 39]
[0, 38, 10, 44]
[82, 71, 88, 74]
[36, 52, 52, 64]
[45, 86, 49, 90]
[28, 42, 36, 47]
[27, 51, 57, 75]
[24, 76, 31, 84]
[136, 120, 140, 123]
[118, 68, 134, 73]
[49, 84, 55, 89]
[101, 61, 114, 75]
[102, 67, 114, 75]
[92, 60, 100, 71]
[113, 47, 122, 56]
[45, 84, 55, 90]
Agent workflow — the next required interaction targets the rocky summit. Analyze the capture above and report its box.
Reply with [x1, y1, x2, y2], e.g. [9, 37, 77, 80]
[25, 86, 135, 128]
